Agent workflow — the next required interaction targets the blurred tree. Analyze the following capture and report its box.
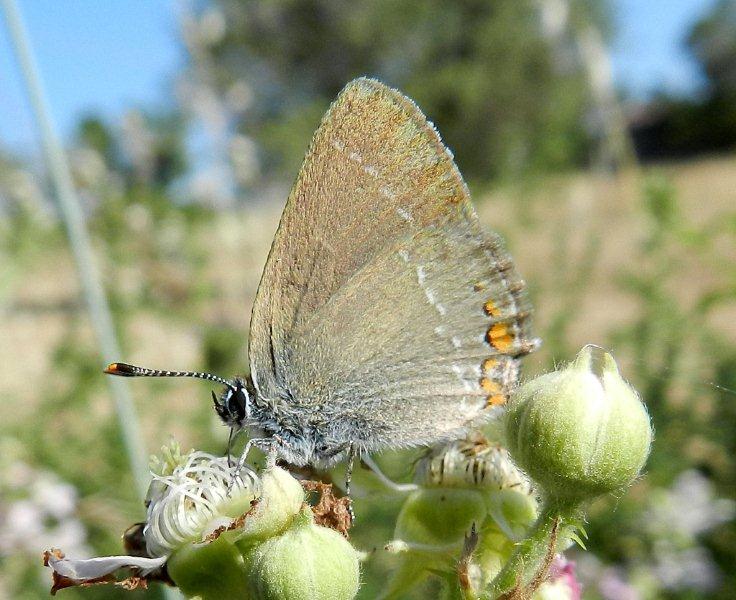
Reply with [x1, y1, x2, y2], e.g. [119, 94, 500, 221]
[78, 116, 117, 166]
[688, 0, 736, 98]
[75, 111, 188, 193]
[630, 0, 736, 160]
[184, 0, 610, 185]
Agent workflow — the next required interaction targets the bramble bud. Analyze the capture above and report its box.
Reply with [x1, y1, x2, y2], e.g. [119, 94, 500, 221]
[397, 435, 537, 548]
[166, 536, 250, 599]
[243, 508, 361, 600]
[505, 346, 653, 504]
[231, 466, 305, 549]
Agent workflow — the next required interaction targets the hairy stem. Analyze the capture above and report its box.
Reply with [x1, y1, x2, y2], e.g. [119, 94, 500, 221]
[482, 501, 579, 599]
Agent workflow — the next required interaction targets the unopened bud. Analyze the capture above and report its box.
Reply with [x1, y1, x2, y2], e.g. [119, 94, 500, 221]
[505, 346, 653, 504]
[243, 508, 360, 600]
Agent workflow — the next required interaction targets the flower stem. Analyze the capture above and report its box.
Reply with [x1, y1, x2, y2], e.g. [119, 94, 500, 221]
[482, 501, 579, 599]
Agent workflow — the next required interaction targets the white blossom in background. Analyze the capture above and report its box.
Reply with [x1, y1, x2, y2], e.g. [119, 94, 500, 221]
[643, 469, 735, 540]
[536, 0, 569, 41]
[196, 6, 227, 47]
[0, 459, 90, 559]
[653, 544, 721, 592]
[186, 163, 236, 206]
[596, 566, 641, 600]
[226, 79, 255, 113]
[70, 147, 108, 191]
[574, 469, 734, 596]
[178, 78, 229, 139]
[68, 146, 120, 213]
[0, 160, 49, 217]
[642, 470, 734, 592]
[230, 134, 260, 186]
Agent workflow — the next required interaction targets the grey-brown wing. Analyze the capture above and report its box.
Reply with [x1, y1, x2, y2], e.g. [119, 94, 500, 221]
[249, 78, 537, 438]
[280, 216, 537, 450]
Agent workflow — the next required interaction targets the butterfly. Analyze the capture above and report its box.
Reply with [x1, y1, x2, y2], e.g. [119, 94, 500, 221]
[106, 77, 539, 479]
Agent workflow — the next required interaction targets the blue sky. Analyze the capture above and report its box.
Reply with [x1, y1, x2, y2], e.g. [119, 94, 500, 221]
[0, 0, 718, 156]
[0, 1, 180, 155]
[611, 0, 716, 98]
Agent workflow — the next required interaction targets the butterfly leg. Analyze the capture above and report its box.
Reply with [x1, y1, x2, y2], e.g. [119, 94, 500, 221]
[361, 454, 419, 493]
[265, 434, 289, 469]
[345, 444, 356, 525]
[228, 436, 269, 495]
[226, 427, 237, 467]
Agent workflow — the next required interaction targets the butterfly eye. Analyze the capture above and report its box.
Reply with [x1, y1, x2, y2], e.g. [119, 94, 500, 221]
[227, 385, 248, 424]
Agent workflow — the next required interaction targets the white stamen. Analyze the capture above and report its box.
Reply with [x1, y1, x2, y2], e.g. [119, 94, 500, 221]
[145, 451, 259, 557]
[349, 151, 362, 163]
[398, 249, 410, 263]
[364, 165, 379, 177]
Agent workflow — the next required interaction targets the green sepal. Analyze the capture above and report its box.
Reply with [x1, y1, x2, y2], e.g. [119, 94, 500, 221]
[167, 535, 250, 600]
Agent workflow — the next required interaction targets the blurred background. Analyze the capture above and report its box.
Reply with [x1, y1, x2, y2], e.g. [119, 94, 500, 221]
[1, 1, 735, 598]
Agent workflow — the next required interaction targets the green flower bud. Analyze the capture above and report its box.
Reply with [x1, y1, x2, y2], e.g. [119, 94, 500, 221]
[505, 345, 653, 505]
[243, 508, 360, 600]
[396, 488, 488, 548]
[232, 466, 305, 549]
[167, 536, 251, 600]
[486, 488, 538, 542]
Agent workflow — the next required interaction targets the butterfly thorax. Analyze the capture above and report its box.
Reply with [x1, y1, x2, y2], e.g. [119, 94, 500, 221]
[244, 385, 356, 468]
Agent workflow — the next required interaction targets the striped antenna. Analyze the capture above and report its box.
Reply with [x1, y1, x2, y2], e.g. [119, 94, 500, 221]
[105, 362, 234, 388]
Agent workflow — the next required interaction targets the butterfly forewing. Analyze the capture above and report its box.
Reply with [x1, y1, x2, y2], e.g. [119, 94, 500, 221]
[249, 78, 537, 450]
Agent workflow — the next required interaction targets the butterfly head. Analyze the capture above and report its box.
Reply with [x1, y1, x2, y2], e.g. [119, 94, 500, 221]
[213, 378, 250, 429]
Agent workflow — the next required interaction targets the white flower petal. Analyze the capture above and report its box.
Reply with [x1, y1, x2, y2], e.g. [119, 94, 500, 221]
[47, 553, 167, 580]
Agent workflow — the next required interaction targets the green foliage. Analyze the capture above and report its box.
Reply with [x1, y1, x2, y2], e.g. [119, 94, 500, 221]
[76, 111, 188, 190]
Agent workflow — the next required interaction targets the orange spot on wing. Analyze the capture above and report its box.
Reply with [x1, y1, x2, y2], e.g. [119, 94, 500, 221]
[487, 323, 514, 353]
[484, 299, 502, 317]
[486, 394, 507, 407]
[480, 377, 502, 394]
[482, 358, 498, 373]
